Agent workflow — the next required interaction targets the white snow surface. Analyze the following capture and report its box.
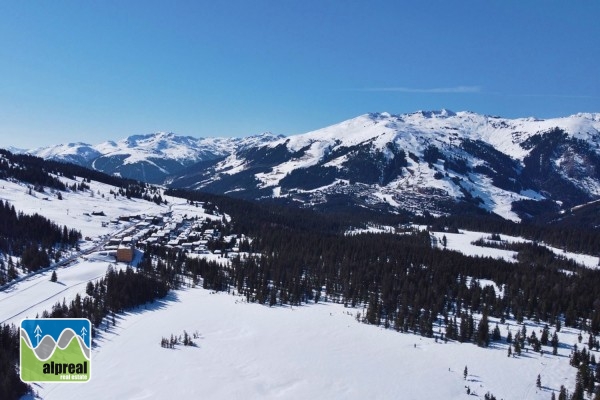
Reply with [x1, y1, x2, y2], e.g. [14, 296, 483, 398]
[13, 287, 580, 400]
[264, 110, 600, 163]
[26, 132, 284, 168]
[22, 112, 600, 170]
[0, 255, 121, 325]
[208, 111, 600, 221]
[346, 227, 599, 269]
[429, 230, 600, 268]
[0, 176, 168, 239]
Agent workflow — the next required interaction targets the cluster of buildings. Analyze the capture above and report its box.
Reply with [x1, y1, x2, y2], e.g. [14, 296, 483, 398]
[103, 211, 247, 263]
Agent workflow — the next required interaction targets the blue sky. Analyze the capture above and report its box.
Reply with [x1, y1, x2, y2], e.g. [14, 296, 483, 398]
[1, 1, 599, 149]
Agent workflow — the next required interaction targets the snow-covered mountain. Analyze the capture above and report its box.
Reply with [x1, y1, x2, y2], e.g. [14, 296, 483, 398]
[169, 110, 600, 221]
[27, 132, 283, 184]
[25, 111, 600, 221]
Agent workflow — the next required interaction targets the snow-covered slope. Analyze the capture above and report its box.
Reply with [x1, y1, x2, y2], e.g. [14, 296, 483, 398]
[26, 132, 283, 184]
[171, 111, 600, 221]
[30, 142, 102, 166]
[18, 287, 581, 400]
[23, 110, 600, 220]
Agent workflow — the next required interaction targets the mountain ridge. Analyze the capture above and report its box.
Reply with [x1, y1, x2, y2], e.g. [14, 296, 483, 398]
[22, 110, 600, 221]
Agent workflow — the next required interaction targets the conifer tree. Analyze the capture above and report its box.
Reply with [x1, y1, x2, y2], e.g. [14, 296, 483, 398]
[552, 332, 559, 355]
[477, 311, 490, 347]
[572, 367, 587, 400]
[541, 324, 550, 346]
[514, 338, 521, 356]
[492, 323, 501, 341]
[50, 270, 57, 282]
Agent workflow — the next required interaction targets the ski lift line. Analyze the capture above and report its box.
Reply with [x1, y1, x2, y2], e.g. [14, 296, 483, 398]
[0, 272, 106, 325]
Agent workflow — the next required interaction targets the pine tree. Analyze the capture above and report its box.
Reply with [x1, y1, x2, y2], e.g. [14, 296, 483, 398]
[50, 270, 57, 282]
[445, 315, 455, 339]
[572, 369, 585, 400]
[514, 338, 521, 356]
[529, 331, 541, 352]
[492, 323, 501, 341]
[558, 385, 567, 400]
[552, 331, 559, 355]
[536, 374, 541, 389]
[464, 365, 468, 380]
[477, 311, 490, 347]
[541, 324, 550, 346]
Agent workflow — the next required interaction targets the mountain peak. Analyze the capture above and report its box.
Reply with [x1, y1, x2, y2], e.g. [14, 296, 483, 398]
[21, 110, 600, 219]
[572, 112, 600, 122]
[405, 109, 457, 119]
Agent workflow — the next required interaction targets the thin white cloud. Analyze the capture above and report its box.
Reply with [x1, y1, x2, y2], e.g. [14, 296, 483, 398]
[509, 93, 600, 99]
[358, 86, 482, 93]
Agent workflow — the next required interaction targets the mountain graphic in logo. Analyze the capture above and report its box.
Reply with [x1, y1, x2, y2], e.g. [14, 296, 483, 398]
[20, 318, 92, 383]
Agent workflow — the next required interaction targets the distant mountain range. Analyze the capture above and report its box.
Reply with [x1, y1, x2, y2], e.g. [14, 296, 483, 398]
[21, 110, 600, 221]
[26, 132, 282, 184]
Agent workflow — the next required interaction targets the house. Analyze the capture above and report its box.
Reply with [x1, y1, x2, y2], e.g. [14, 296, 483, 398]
[105, 238, 122, 251]
[116, 244, 134, 263]
[121, 236, 134, 245]
[167, 239, 180, 246]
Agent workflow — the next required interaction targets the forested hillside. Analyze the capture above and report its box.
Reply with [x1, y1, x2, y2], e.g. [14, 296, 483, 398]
[166, 188, 600, 335]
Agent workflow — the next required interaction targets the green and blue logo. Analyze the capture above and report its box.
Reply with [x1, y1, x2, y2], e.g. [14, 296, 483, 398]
[20, 318, 91, 383]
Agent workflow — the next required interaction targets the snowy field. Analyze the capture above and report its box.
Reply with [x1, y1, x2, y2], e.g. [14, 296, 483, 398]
[0, 253, 120, 325]
[13, 287, 578, 400]
[0, 177, 167, 239]
[430, 230, 600, 268]
[0, 176, 221, 239]
[346, 226, 599, 269]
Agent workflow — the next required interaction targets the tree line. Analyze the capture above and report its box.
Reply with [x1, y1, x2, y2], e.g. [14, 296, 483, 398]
[0, 200, 81, 283]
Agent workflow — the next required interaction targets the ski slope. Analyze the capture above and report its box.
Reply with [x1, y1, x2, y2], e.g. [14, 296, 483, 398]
[16, 287, 579, 400]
